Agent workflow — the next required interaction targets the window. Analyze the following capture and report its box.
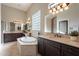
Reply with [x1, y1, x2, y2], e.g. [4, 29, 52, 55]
[32, 10, 41, 30]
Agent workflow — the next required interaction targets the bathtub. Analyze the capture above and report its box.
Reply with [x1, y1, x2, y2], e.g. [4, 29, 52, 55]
[17, 36, 37, 56]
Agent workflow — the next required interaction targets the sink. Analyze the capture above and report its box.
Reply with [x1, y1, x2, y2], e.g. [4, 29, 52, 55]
[19, 37, 36, 43]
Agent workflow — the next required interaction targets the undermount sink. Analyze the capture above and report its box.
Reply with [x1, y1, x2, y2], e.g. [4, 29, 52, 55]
[19, 37, 36, 43]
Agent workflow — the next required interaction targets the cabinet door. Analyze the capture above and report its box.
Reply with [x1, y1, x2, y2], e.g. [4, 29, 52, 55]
[45, 43, 60, 56]
[45, 39, 60, 56]
[61, 50, 74, 56]
[38, 37, 45, 55]
[61, 44, 79, 56]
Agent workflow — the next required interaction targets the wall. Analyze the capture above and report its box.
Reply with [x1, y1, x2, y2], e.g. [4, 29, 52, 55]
[26, 3, 49, 34]
[45, 3, 79, 34]
[0, 4, 1, 44]
[57, 3, 79, 33]
[1, 4, 27, 32]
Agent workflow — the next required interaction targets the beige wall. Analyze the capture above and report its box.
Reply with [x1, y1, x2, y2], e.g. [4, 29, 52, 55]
[45, 3, 79, 34]
[1, 4, 27, 32]
[0, 4, 1, 44]
[26, 3, 49, 34]
[2, 4, 26, 22]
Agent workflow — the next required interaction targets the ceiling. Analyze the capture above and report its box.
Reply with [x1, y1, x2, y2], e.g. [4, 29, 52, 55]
[3, 3, 32, 11]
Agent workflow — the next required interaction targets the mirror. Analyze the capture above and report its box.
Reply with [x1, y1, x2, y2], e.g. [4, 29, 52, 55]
[45, 3, 79, 35]
[58, 20, 68, 34]
[10, 22, 15, 31]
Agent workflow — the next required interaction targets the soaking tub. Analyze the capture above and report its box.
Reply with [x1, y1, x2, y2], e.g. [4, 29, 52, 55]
[17, 37, 37, 56]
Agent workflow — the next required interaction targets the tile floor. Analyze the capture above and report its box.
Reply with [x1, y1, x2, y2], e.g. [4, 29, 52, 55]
[0, 41, 40, 56]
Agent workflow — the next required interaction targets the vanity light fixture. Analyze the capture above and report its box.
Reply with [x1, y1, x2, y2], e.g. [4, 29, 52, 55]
[13, 20, 21, 24]
[49, 9, 52, 13]
[62, 3, 67, 7]
[57, 5, 61, 9]
[53, 8, 56, 11]
[48, 3, 70, 15]
[64, 6, 69, 10]
[56, 10, 59, 14]
[52, 12, 55, 14]
[26, 17, 31, 24]
[60, 8, 63, 12]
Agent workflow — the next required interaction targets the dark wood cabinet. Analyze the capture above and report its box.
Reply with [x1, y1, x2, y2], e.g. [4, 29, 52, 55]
[38, 37, 79, 56]
[45, 42, 60, 56]
[38, 37, 60, 56]
[38, 37, 45, 55]
[61, 43, 79, 56]
[4, 33, 25, 43]
[45, 39, 60, 56]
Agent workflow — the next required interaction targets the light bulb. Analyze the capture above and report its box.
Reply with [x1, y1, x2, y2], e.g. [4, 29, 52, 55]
[57, 6, 61, 9]
[53, 8, 56, 11]
[52, 12, 55, 15]
[60, 8, 63, 12]
[28, 18, 30, 21]
[56, 11, 59, 14]
[64, 6, 69, 10]
[49, 9, 52, 13]
[62, 3, 67, 7]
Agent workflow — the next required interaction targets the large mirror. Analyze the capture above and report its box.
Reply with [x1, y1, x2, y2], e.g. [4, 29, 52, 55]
[58, 20, 68, 34]
[1, 20, 25, 32]
[45, 3, 79, 35]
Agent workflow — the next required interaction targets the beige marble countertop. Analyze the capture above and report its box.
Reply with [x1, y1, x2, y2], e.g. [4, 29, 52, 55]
[3, 31, 23, 33]
[39, 33, 79, 48]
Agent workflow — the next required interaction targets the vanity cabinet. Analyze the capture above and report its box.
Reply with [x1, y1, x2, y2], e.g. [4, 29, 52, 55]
[45, 39, 60, 56]
[38, 37, 45, 55]
[61, 43, 79, 56]
[38, 37, 61, 56]
[4, 33, 25, 43]
[38, 37, 79, 56]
